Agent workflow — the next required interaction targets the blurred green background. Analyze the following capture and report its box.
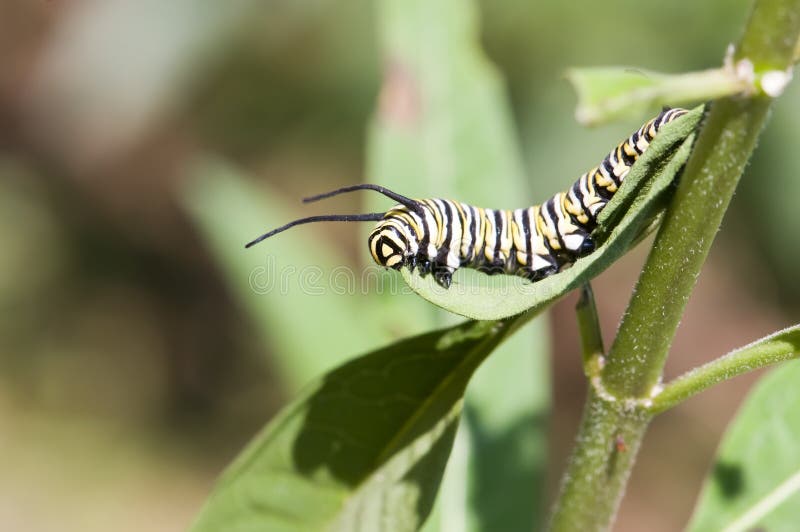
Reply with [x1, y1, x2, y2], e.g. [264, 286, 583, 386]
[1, 1, 798, 531]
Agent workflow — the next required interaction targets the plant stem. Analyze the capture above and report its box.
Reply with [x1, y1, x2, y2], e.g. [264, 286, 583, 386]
[602, 97, 773, 396]
[548, 390, 650, 530]
[548, 1, 800, 530]
[576, 283, 605, 377]
[650, 325, 800, 414]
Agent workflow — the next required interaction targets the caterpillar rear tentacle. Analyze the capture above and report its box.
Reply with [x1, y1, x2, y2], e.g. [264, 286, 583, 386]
[245, 107, 689, 289]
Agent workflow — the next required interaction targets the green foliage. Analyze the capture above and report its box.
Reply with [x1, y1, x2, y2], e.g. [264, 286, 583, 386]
[688, 360, 800, 532]
[567, 67, 745, 126]
[189, 1, 800, 531]
[183, 160, 397, 390]
[191, 317, 524, 532]
[368, 0, 550, 529]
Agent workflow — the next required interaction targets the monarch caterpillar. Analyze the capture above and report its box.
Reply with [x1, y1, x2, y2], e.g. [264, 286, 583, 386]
[246, 107, 688, 289]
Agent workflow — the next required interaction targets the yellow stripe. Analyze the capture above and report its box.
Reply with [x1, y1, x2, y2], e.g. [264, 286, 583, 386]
[453, 201, 469, 258]
[482, 209, 494, 261]
[623, 141, 638, 158]
[475, 207, 487, 259]
[425, 199, 445, 246]
[392, 210, 423, 239]
[499, 210, 514, 259]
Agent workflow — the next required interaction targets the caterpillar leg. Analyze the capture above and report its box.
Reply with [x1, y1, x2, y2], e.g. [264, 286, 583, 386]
[575, 235, 595, 257]
[525, 265, 559, 282]
[409, 254, 454, 287]
[556, 223, 595, 257]
[432, 265, 454, 289]
[417, 257, 432, 276]
[522, 250, 561, 282]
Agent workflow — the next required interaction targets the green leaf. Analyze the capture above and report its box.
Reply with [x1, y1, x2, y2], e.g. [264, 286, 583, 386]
[28, 0, 257, 161]
[191, 316, 525, 532]
[369, 1, 552, 530]
[400, 106, 704, 320]
[567, 66, 744, 126]
[688, 357, 800, 532]
[182, 159, 409, 390]
[365, 0, 529, 320]
[460, 327, 550, 531]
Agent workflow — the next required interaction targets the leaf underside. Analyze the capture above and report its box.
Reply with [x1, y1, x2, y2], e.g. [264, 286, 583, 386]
[191, 318, 524, 532]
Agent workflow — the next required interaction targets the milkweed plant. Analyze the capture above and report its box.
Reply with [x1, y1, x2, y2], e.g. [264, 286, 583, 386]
[188, 0, 800, 530]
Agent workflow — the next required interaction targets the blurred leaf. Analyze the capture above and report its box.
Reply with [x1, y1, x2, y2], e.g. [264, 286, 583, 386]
[743, 82, 800, 301]
[401, 107, 703, 320]
[369, 0, 551, 529]
[567, 66, 743, 126]
[191, 316, 524, 532]
[688, 360, 800, 532]
[183, 158, 402, 391]
[459, 327, 549, 531]
[28, 0, 257, 164]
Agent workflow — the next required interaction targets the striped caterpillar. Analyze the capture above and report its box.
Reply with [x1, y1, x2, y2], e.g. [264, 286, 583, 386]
[246, 107, 688, 288]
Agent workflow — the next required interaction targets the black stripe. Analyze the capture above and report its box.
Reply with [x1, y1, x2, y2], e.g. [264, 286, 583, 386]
[406, 213, 423, 253]
[567, 186, 594, 230]
[535, 207, 558, 260]
[655, 109, 671, 128]
[418, 205, 431, 258]
[545, 199, 568, 251]
[477, 207, 489, 265]
[570, 180, 589, 221]
[522, 207, 533, 265]
[618, 142, 636, 166]
[492, 209, 503, 265]
[574, 175, 596, 219]
[600, 160, 621, 188]
[593, 167, 614, 200]
[642, 119, 656, 141]
[601, 157, 616, 178]
[630, 130, 641, 152]
[454, 202, 468, 265]
[466, 205, 477, 264]
[439, 200, 455, 260]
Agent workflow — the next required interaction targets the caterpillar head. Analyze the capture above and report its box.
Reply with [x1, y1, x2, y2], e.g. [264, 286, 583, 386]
[368, 224, 408, 270]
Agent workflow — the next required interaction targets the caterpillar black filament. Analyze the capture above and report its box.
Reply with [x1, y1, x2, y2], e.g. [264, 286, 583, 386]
[246, 107, 688, 289]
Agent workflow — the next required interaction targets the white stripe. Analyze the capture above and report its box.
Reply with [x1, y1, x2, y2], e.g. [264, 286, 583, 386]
[497, 211, 511, 262]
[483, 209, 497, 260]
[421, 204, 439, 259]
[636, 130, 650, 151]
[459, 203, 473, 259]
[597, 163, 613, 182]
[404, 210, 423, 255]
[532, 253, 552, 271]
[563, 233, 585, 252]
[444, 201, 462, 268]
[432, 199, 449, 248]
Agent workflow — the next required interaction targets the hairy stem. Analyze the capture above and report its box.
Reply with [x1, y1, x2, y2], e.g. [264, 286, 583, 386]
[650, 325, 800, 414]
[548, 0, 800, 530]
